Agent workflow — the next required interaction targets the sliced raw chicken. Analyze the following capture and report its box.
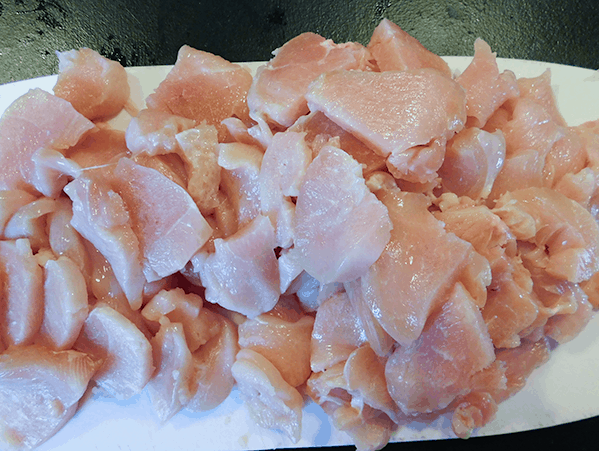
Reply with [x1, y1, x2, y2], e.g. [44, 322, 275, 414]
[544, 295, 594, 344]
[47, 197, 91, 279]
[359, 175, 490, 346]
[221, 117, 265, 148]
[344, 279, 394, 357]
[125, 109, 195, 157]
[515, 69, 567, 127]
[64, 174, 145, 309]
[502, 98, 565, 158]
[487, 149, 545, 202]
[112, 158, 212, 282]
[53, 48, 130, 121]
[0, 190, 37, 236]
[142, 288, 216, 353]
[186, 312, 239, 412]
[278, 247, 304, 294]
[238, 313, 314, 387]
[344, 345, 399, 422]
[294, 145, 392, 284]
[130, 152, 188, 189]
[451, 391, 498, 438]
[438, 127, 505, 200]
[175, 124, 221, 215]
[37, 256, 89, 351]
[311, 292, 367, 372]
[0, 345, 99, 451]
[199, 215, 279, 317]
[3, 197, 57, 251]
[307, 362, 397, 451]
[259, 131, 312, 248]
[248, 32, 373, 128]
[455, 39, 519, 128]
[73, 303, 153, 399]
[433, 197, 539, 348]
[581, 271, 599, 309]
[146, 45, 252, 138]
[289, 111, 387, 176]
[385, 283, 495, 414]
[232, 348, 304, 443]
[492, 338, 550, 403]
[493, 187, 599, 283]
[67, 128, 129, 169]
[554, 167, 599, 209]
[367, 18, 451, 76]
[543, 128, 587, 187]
[218, 142, 263, 230]
[0, 239, 44, 346]
[147, 321, 193, 423]
[0, 88, 94, 197]
[306, 69, 466, 183]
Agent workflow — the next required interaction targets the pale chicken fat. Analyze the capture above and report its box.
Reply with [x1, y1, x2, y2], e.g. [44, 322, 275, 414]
[294, 145, 392, 284]
[248, 32, 373, 128]
[0, 89, 94, 197]
[54, 48, 130, 121]
[306, 69, 466, 183]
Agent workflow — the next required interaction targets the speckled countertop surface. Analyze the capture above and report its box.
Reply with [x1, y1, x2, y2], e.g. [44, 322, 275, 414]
[0, 1, 598, 451]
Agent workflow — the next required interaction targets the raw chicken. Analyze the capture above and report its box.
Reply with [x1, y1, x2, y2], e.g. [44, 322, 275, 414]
[111, 158, 212, 282]
[294, 145, 392, 284]
[146, 45, 252, 138]
[147, 321, 193, 423]
[0, 239, 44, 346]
[493, 187, 599, 283]
[199, 214, 280, 317]
[54, 48, 130, 121]
[125, 109, 195, 157]
[0, 88, 94, 197]
[248, 32, 373, 128]
[359, 175, 490, 347]
[37, 256, 88, 351]
[439, 127, 505, 200]
[455, 38, 519, 128]
[0, 190, 37, 236]
[367, 18, 451, 76]
[64, 173, 145, 309]
[0, 345, 99, 451]
[259, 131, 312, 248]
[186, 311, 239, 412]
[306, 69, 466, 183]
[385, 283, 495, 414]
[311, 292, 367, 372]
[238, 313, 314, 387]
[232, 348, 304, 443]
[73, 304, 154, 399]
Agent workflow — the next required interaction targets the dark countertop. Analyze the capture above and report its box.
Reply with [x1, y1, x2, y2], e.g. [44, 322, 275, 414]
[1, 1, 598, 451]
[0, 0, 598, 84]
